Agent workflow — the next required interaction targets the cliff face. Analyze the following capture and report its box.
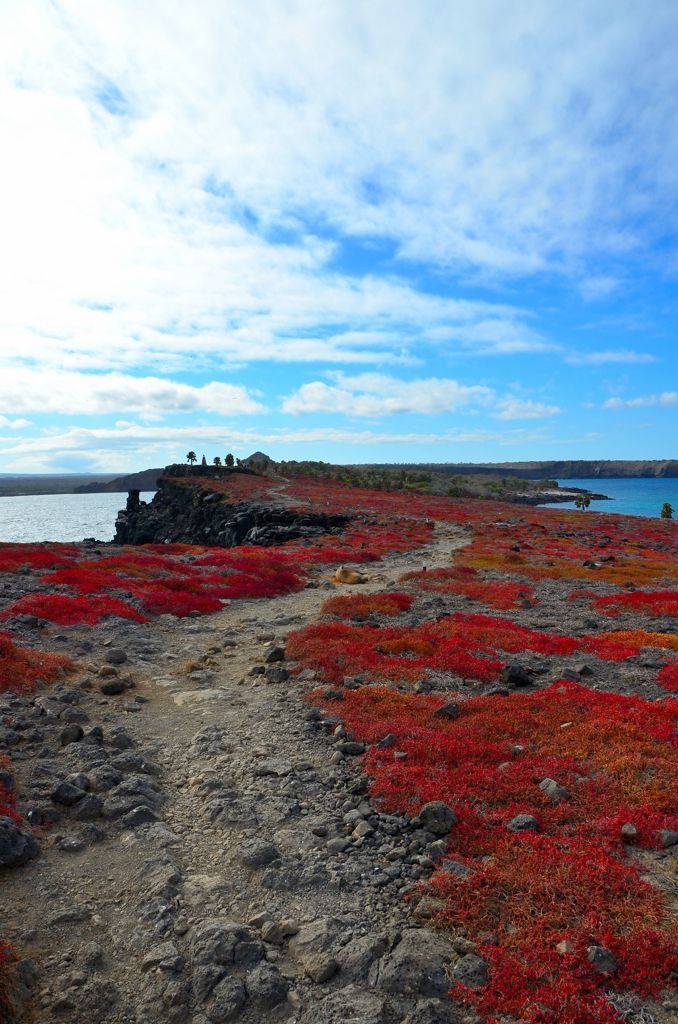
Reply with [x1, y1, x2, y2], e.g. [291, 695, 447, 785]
[114, 479, 351, 546]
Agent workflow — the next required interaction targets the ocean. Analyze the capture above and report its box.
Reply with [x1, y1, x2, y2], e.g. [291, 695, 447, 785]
[548, 478, 678, 518]
[0, 491, 156, 544]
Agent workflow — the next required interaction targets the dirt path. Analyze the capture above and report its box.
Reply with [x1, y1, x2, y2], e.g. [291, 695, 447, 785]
[2, 522, 471, 1024]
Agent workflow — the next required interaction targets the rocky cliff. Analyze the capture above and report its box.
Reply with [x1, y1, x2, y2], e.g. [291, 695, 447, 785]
[114, 478, 351, 546]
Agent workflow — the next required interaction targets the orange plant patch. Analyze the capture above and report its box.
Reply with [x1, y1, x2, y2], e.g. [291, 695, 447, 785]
[321, 592, 414, 620]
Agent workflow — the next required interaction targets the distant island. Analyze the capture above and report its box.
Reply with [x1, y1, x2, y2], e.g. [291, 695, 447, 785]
[363, 459, 678, 479]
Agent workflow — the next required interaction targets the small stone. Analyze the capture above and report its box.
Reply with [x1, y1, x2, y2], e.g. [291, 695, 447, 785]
[620, 823, 638, 841]
[260, 921, 285, 945]
[304, 954, 339, 983]
[264, 667, 289, 684]
[326, 837, 351, 854]
[51, 782, 86, 807]
[433, 703, 460, 720]
[556, 940, 574, 955]
[539, 778, 571, 803]
[376, 734, 397, 748]
[659, 828, 678, 848]
[506, 813, 539, 833]
[245, 963, 288, 1008]
[98, 665, 118, 679]
[264, 646, 285, 664]
[500, 663, 532, 688]
[336, 741, 365, 755]
[0, 816, 40, 867]
[451, 954, 489, 990]
[440, 860, 470, 879]
[416, 801, 457, 836]
[121, 805, 159, 828]
[238, 838, 280, 869]
[142, 942, 183, 973]
[587, 945, 617, 975]
[100, 678, 127, 696]
[105, 649, 127, 665]
[59, 724, 84, 746]
[352, 820, 373, 839]
[207, 976, 246, 1021]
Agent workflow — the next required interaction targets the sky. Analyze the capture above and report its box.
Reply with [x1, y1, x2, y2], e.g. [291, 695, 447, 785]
[0, 0, 677, 474]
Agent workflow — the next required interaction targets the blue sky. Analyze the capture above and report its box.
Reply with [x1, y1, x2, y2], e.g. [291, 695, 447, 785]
[0, 0, 676, 473]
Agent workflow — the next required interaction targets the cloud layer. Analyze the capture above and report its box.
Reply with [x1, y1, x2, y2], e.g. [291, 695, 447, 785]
[0, 2, 676, 469]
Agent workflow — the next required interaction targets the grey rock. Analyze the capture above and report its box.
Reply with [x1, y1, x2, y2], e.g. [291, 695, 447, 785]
[100, 678, 127, 696]
[338, 933, 390, 982]
[659, 828, 678, 848]
[193, 965, 227, 1003]
[370, 928, 451, 997]
[440, 859, 470, 879]
[142, 942, 184, 973]
[122, 804, 159, 828]
[264, 666, 289, 684]
[587, 945, 617, 975]
[105, 648, 127, 665]
[506, 813, 539, 832]
[0, 815, 40, 867]
[245, 963, 288, 1008]
[500, 663, 532, 687]
[238, 837, 280, 869]
[401, 999, 462, 1024]
[264, 646, 286, 664]
[72, 794, 104, 820]
[433, 703, 460, 720]
[539, 778, 571, 803]
[416, 801, 457, 836]
[51, 781, 86, 806]
[304, 953, 340, 983]
[207, 976, 246, 1022]
[301, 984, 386, 1024]
[60, 724, 84, 746]
[191, 921, 257, 967]
[451, 954, 488, 989]
[289, 917, 342, 961]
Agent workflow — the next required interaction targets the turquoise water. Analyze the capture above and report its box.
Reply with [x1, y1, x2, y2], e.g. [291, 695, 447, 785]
[0, 491, 156, 543]
[547, 478, 678, 519]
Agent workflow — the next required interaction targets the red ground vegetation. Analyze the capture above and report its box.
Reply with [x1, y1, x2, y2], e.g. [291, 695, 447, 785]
[0, 630, 74, 690]
[0, 543, 79, 573]
[658, 663, 678, 693]
[315, 683, 678, 1024]
[401, 566, 537, 610]
[1, 594, 148, 626]
[289, 610, 678, 686]
[321, 592, 414, 620]
[592, 590, 678, 617]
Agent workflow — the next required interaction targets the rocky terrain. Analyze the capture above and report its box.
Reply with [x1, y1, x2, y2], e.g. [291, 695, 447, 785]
[1, 525, 474, 1024]
[0, 472, 676, 1024]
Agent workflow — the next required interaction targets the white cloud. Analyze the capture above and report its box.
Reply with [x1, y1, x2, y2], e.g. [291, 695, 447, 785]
[566, 349, 657, 365]
[0, 369, 263, 415]
[0, 416, 31, 429]
[0, 0, 675, 391]
[283, 373, 493, 417]
[283, 372, 559, 421]
[578, 276, 622, 301]
[494, 399, 560, 420]
[603, 392, 678, 409]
